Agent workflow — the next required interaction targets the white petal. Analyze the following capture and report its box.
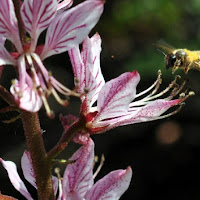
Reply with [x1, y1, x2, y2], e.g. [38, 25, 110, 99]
[57, 0, 73, 10]
[95, 71, 140, 121]
[0, 0, 23, 52]
[85, 167, 132, 200]
[82, 33, 105, 106]
[0, 43, 17, 66]
[62, 138, 94, 199]
[52, 175, 59, 196]
[41, 0, 104, 60]
[113, 99, 183, 127]
[10, 80, 43, 112]
[0, 158, 33, 200]
[21, 0, 57, 51]
[21, 151, 37, 188]
[69, 33, 105, 106]
[21, 151, 58, 196]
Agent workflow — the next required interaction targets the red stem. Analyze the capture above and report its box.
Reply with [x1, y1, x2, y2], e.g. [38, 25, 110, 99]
[0, 86, 16, 106]
[12, 0, 26, 45]
[47, 119, 84, 159]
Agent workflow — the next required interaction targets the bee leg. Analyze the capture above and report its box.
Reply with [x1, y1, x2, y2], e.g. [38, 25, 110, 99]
[184, 67, 189, 74]
[172, 66, 179, 74]
[184, 62, 192, 74]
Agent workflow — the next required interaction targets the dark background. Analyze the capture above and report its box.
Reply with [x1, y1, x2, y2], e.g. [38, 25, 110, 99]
[1, 0, 200, 199]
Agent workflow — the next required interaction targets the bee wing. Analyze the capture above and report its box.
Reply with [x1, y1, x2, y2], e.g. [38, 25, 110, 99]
[153, 41, 176, 55]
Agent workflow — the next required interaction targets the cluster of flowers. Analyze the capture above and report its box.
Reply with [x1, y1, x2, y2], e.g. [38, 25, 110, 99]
[0, 138, 132, 200]
[0, 0, 192, 199]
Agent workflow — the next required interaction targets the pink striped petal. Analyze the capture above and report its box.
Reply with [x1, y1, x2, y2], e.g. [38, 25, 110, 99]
[81, 33, 105, 106]
[85, 167, 132, 200]
[57, 0, 73, 10]
[69, 46, 86, 96]
[21, 151, 58, 196]
[21, 151, 36, 188]
[69, 33, 104, 106]
[0, 43, 17, 66]
[10, 80, 43, 112]
[21, 0, 57, 51]
[52, 175, 59, 196]
[0, 158, 33, 200]
[41, 0, 104, 60]
[0, 36, 6, 45]
[0, 0, 23, 53]
[114, 99, 183, 127]
[62, 138, 94, 199]
[95, 71, 140, 121]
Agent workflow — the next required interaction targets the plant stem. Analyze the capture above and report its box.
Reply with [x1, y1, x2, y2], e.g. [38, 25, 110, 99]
[21, 111, 55, 200]
[0, 85, 16, 106]
[12, 0, 26, 45]
[47, 119, 84, 159]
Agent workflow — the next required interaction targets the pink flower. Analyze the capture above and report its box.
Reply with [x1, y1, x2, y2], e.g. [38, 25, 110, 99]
[0, 138, 132, 200]
[0, 0, 104, 116]
[69, 33, 190, 134]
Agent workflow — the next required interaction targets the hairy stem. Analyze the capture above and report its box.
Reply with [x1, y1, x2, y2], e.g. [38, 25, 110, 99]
[21, 111, 55, 200]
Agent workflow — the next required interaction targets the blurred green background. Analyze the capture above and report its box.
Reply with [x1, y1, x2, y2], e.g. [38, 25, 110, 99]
[1, 0, 200, 199]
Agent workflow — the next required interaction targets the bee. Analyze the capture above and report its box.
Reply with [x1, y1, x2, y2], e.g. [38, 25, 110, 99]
[155, 43, 200, 74]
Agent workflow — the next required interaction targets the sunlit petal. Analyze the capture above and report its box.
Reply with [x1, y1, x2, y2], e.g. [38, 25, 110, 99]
[95, 71, 140, 121]
[10, 80, 43, 112]
[0, 0, 23, 52]
[69, 33, 104, 106]
[41, 0, 104, 59]
[116, 99, 183, 126]
[21, 0, 57, 51]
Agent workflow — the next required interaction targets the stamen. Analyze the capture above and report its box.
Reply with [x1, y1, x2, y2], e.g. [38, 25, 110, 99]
[93, 154, 105, 179]
[51, 77, 80, 97]
[140, 75, 181, 102]
[152, 91, 194, 121]
[135, 70, 162, 98]
[55, 167, 63, 200]
[51, 88, 69, 106]
[39, 88, 54, 118]
[169, 78, 188, 99]
[17, 55, 27, 94]
[26, 53, 41, 88]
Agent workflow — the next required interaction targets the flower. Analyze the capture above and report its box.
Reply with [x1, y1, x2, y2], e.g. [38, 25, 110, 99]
[0, 0, 104, 116]
[0, 138, 132, 200]
[69, 33, 193, 134]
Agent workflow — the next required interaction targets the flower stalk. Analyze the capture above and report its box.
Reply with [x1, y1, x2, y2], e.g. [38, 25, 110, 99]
[47, 118, 85, 159]
[11, 2, 55, 199]
[21, 111, 55, 200]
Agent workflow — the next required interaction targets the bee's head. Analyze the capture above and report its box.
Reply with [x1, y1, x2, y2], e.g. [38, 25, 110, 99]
[165, 50, 186, 69]
[165, 53, 176, 69]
